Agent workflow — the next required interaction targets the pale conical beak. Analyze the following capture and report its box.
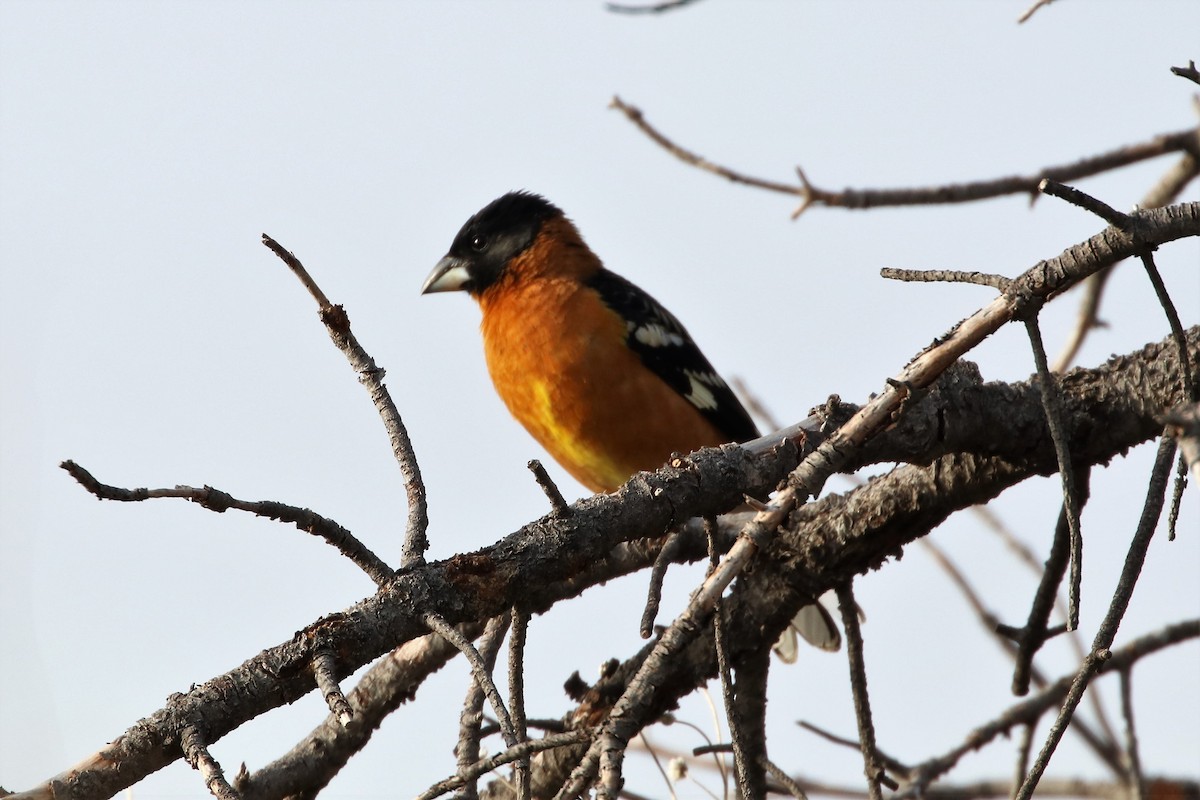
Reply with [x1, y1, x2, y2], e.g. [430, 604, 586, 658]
[421, 255, 471, 294]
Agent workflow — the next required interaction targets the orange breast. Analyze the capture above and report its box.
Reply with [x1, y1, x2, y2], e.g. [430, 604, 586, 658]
[479, 275, 728, 493]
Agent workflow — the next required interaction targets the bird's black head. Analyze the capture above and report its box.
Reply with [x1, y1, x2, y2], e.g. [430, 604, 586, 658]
[422, 191, 562, 296]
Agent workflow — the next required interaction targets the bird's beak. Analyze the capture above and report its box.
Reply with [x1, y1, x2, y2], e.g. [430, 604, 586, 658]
[421, 255, 471, 294]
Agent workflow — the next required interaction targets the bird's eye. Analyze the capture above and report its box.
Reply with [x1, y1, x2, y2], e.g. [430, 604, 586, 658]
[470, 234, 488, 252]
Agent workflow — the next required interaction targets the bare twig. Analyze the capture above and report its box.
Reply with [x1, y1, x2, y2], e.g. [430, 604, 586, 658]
[425, 613, 518, 748]
[1012, 723, 1036, 799]
[641, 531, 684, 638]
[262, 234, 429, 566]
[709, 518, 756, 800]
[1021, 316, 1084, 630]
[1017, 0, 1057, 24]
[609, 95, 801, 197]
[1170, 60, 1200, 86]
[635, 732, 680, 800]
[796, 722, 909, 778]
[609, 96, 1199, 217]
[418, 731, 593, 800]
[1118, 668, 1145, 800]
[509, 609, 532, 800]
[180, 722, 239, 800]
[758, 755, 810, 800]
[1038, 179, 1129, 227]
[527, 459, 570, 515]
[605, 0, 704, 13]
[311, 648, 353, 727]
[456, 617, 510, 800]
[1014, 435, 1178, 800]
[836, 582, 886, 800]
[1013, 467, 1091, 693]
[880, 268, 1010, 290]
[58, 461, 394, 586]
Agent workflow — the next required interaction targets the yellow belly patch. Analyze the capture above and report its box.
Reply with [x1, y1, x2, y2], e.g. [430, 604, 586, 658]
[530, 378, 626, 491]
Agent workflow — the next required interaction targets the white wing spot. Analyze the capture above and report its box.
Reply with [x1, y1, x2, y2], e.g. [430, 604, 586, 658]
[633, 323, 685, 348]
[684, 373, 719, 410]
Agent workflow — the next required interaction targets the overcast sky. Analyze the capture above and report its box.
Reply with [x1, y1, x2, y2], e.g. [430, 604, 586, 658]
[2, 2, 1197, 797]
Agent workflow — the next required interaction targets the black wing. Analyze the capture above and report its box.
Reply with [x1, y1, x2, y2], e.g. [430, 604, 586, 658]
[587, 268, 760, 443]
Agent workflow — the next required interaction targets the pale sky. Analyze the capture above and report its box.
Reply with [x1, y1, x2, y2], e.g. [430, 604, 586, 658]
[1, 2, 1197, 797]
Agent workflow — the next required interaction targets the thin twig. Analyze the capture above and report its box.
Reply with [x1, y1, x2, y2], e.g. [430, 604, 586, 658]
[708, 518, 755, 800]
[1170, 60, 1200, 86]
[609, 95, 1198, 217]
[1017, 0, 1057, 23]
[1022, 318, 1084, 630]
[1011, 722, 1036, 800]
[606, 0, 704, 13]
[527, 459, 570, 515]
[758, 755, 810, 800]
[1118, 668, 1145, 800]
[311, 648, 353, 727]
[509, 608, 531, 800]
[1014, 436, 1178, 800]
[609, 95, 801, 197]
[880, 268, 1011, 290]
[641, 531, 684, 638]
[836, 582, 885, 800]
[180, 722, 240, 800]
[262, 233, 429, 566]
[665, 714, 727, 796]
[58, 461, 394, 586]
[1038, 179, 1130, 227]
[1013, 467, 1091, 692]
[425, 613, 518, 747]
[417, 731, 593, 800]
[796, 722, 909, 778]
[455, 617, 510, 800]
[636, 731, 680, 800]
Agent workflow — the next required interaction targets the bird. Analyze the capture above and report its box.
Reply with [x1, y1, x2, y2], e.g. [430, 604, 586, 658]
[422, 190, 839, 653]
[420, 190, 759, 493]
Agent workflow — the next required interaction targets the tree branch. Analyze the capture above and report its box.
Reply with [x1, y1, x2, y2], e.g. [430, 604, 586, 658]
[17, 205, 1198, 800]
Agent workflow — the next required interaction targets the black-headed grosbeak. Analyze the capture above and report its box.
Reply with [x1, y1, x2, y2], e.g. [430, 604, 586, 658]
[422, 191, 839, 654]
[421, 191, 759, 494]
